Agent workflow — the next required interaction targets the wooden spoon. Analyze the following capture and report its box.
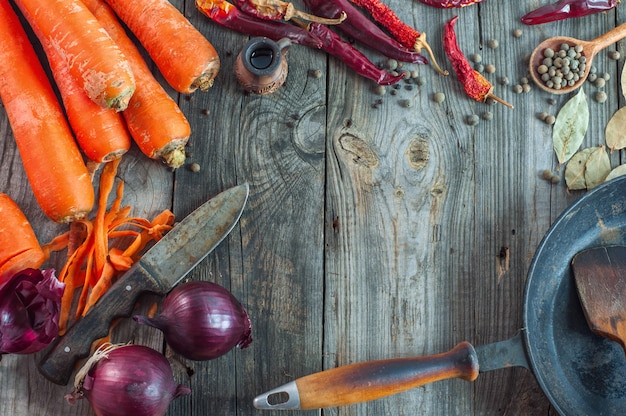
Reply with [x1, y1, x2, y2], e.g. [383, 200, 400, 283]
[529, 22, 626, 95]
[571, 245, 626, 354]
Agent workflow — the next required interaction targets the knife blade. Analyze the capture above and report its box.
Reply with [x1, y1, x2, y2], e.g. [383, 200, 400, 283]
[253, 333, 528, 410]
[38, 183, 249, 385]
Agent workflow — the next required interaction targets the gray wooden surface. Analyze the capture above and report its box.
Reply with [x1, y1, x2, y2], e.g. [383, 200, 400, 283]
[0, 0, 623, 415]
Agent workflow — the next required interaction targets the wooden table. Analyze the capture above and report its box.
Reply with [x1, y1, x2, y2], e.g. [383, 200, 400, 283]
[0, 1, 623, 415]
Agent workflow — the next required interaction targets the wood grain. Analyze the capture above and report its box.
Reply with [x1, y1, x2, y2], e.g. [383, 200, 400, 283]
[0, 1, 623, 415]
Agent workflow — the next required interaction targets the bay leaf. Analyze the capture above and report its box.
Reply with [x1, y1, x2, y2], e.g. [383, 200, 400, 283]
[605, 164, 626, 182]
[565, 147, 594, 191]
[552, 88, 589, 165]
[606, 107, 626, 151]
[584, 145, 611, 189]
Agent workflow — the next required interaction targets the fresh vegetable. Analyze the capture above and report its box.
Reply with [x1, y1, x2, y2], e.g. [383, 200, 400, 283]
[0, 268, 64, 360]
[0, 0, 95, 223]
[443, 16, 513, 108]
[521, 0, 619, 25]
[44, 41, 131, 163]
[0, 194, 46, 284]
[418, 0, 485, 7]
[343, 0, 447, 74]
[104, 0, 220, 94]
[133, 281, 253, 361]
[196, 0, 404, 85]
[56, 159, 174, 333]
[65, 343, 190, 416]
[301, 0, 428, 65]
[13, 0, 135, 111]
[83, 0, 191, 168]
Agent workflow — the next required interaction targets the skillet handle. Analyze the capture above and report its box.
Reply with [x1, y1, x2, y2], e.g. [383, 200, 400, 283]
[253, 341, 479, 410]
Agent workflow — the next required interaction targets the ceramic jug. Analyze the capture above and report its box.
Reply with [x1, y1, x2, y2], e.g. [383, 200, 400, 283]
[234, 37, 291, 95]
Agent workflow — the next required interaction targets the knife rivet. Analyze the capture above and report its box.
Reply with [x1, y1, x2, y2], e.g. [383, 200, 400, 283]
[125, 285, 132, 291]
[64, 346, 70, 353]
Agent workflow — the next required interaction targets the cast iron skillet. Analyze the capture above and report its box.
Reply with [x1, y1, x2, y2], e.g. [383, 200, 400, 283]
[254, 176, 626, 414]
[525, 175, 626, 415]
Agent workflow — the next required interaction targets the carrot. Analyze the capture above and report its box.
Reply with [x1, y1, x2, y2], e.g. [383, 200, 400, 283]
[104, 0, 220, 94]
[44, 40, 131, 163]
[0, 0, 95, 223]
[83, 0, 191, 168]
[55, 160, 175, 329]
[13, 0, 136, 111]
[0, 193, 46, 284]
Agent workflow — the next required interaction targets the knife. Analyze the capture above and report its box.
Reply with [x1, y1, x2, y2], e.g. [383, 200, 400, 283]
[38, 183, 249, 385]
[253, 333, 528, 410]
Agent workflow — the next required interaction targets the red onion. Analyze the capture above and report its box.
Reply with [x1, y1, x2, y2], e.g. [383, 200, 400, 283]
[65, 343, 190, 416]
[133, 281, 252, 361]
[0, 268, 64, 359]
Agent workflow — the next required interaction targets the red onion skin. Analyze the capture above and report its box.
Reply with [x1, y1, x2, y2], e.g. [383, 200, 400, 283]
[134, 281, 252, 361]
[74, 345, 190, 416]
[0, 268, 64, 358]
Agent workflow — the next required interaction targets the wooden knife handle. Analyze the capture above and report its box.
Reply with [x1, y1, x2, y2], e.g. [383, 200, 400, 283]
[296, 342, 478, 409]
[37, 264, 163, 385]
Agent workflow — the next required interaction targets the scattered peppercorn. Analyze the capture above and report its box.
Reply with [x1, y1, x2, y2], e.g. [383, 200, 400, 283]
[201, 108, 210, 115]
[545, 115, 556, 125]
[594, 91, 608, 103]
[594, 78, 606, 88]
[485, 64, 496, 74]
[609, 50, 621, 60]
[547, 98, 557, 105]
[433, 92, 445, 103]
[551, 175, 561, 184]
[602, 72, 611, 81]
[588, 73, 597, 83]
[538, 111, 548, 121]
[481, 111, 493, 120]
[309, 69, 322, 78]
[399, 99, 412, 108]
[386, 59, 399, 71]
[474, 64, 484, 72]
[470, 53, 482, 63]
[498, 76, 509, 85]
[189, 163, 201, 173]
[374, 85, 386, 95]
[512, 29, 523, 38]
[465, 114, 479, 126]
[541, 169, 553, 180]
[513, 84, 523, 93]
[415, 76, 426, 86]
[486, 39, 499, 49]
[522, 84, 532, 93]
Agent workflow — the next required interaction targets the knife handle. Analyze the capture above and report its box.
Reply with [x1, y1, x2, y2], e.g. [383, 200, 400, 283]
[37, 264, 163, 385]
[254, 342, 479, 410]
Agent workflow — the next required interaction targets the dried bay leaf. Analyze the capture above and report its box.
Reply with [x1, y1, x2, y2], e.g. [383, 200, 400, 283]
[606, 164, 626, 182]
[606, 107, 626, 151]
[553, 88, 589, 165]
[565, 147, 594, 191]
[584, 145, 611, 189]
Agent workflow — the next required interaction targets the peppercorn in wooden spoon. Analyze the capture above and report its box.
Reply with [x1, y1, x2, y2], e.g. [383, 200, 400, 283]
[529, 22, 626, 95]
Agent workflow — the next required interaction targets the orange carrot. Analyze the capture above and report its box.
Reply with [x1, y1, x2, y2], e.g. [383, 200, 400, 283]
[0, 193, 46, 284]
[44, 40, 131, 163]
[0, 0, 95, 223]
[13, 0, 136, 111]
[83, 0, 191, 168]
[104, 0, 220, 93]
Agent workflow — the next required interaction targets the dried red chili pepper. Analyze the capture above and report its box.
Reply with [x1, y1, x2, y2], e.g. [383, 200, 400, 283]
[347, 0, 447, 75]
[195, 0, 404, 85]
[231, 0, 346, 24]
[521, 0, 619, 25]
[306, 22, 405, 85]
[419, 0, 485, 7]
[302, 0, 427, 65]
[443, 16, 513, 108]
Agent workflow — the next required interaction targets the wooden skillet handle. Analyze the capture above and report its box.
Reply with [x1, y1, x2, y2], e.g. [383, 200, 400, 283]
[254, 342, 479, 410]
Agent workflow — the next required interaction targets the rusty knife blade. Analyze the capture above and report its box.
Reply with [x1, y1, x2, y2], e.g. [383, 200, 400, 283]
[38, 183, 249, 385]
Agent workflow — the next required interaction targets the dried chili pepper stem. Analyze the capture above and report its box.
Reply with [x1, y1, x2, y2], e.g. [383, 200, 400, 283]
[243, 0, 346, 24]
[348, 0, 448, 75]
[443, 16, 513, 109]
